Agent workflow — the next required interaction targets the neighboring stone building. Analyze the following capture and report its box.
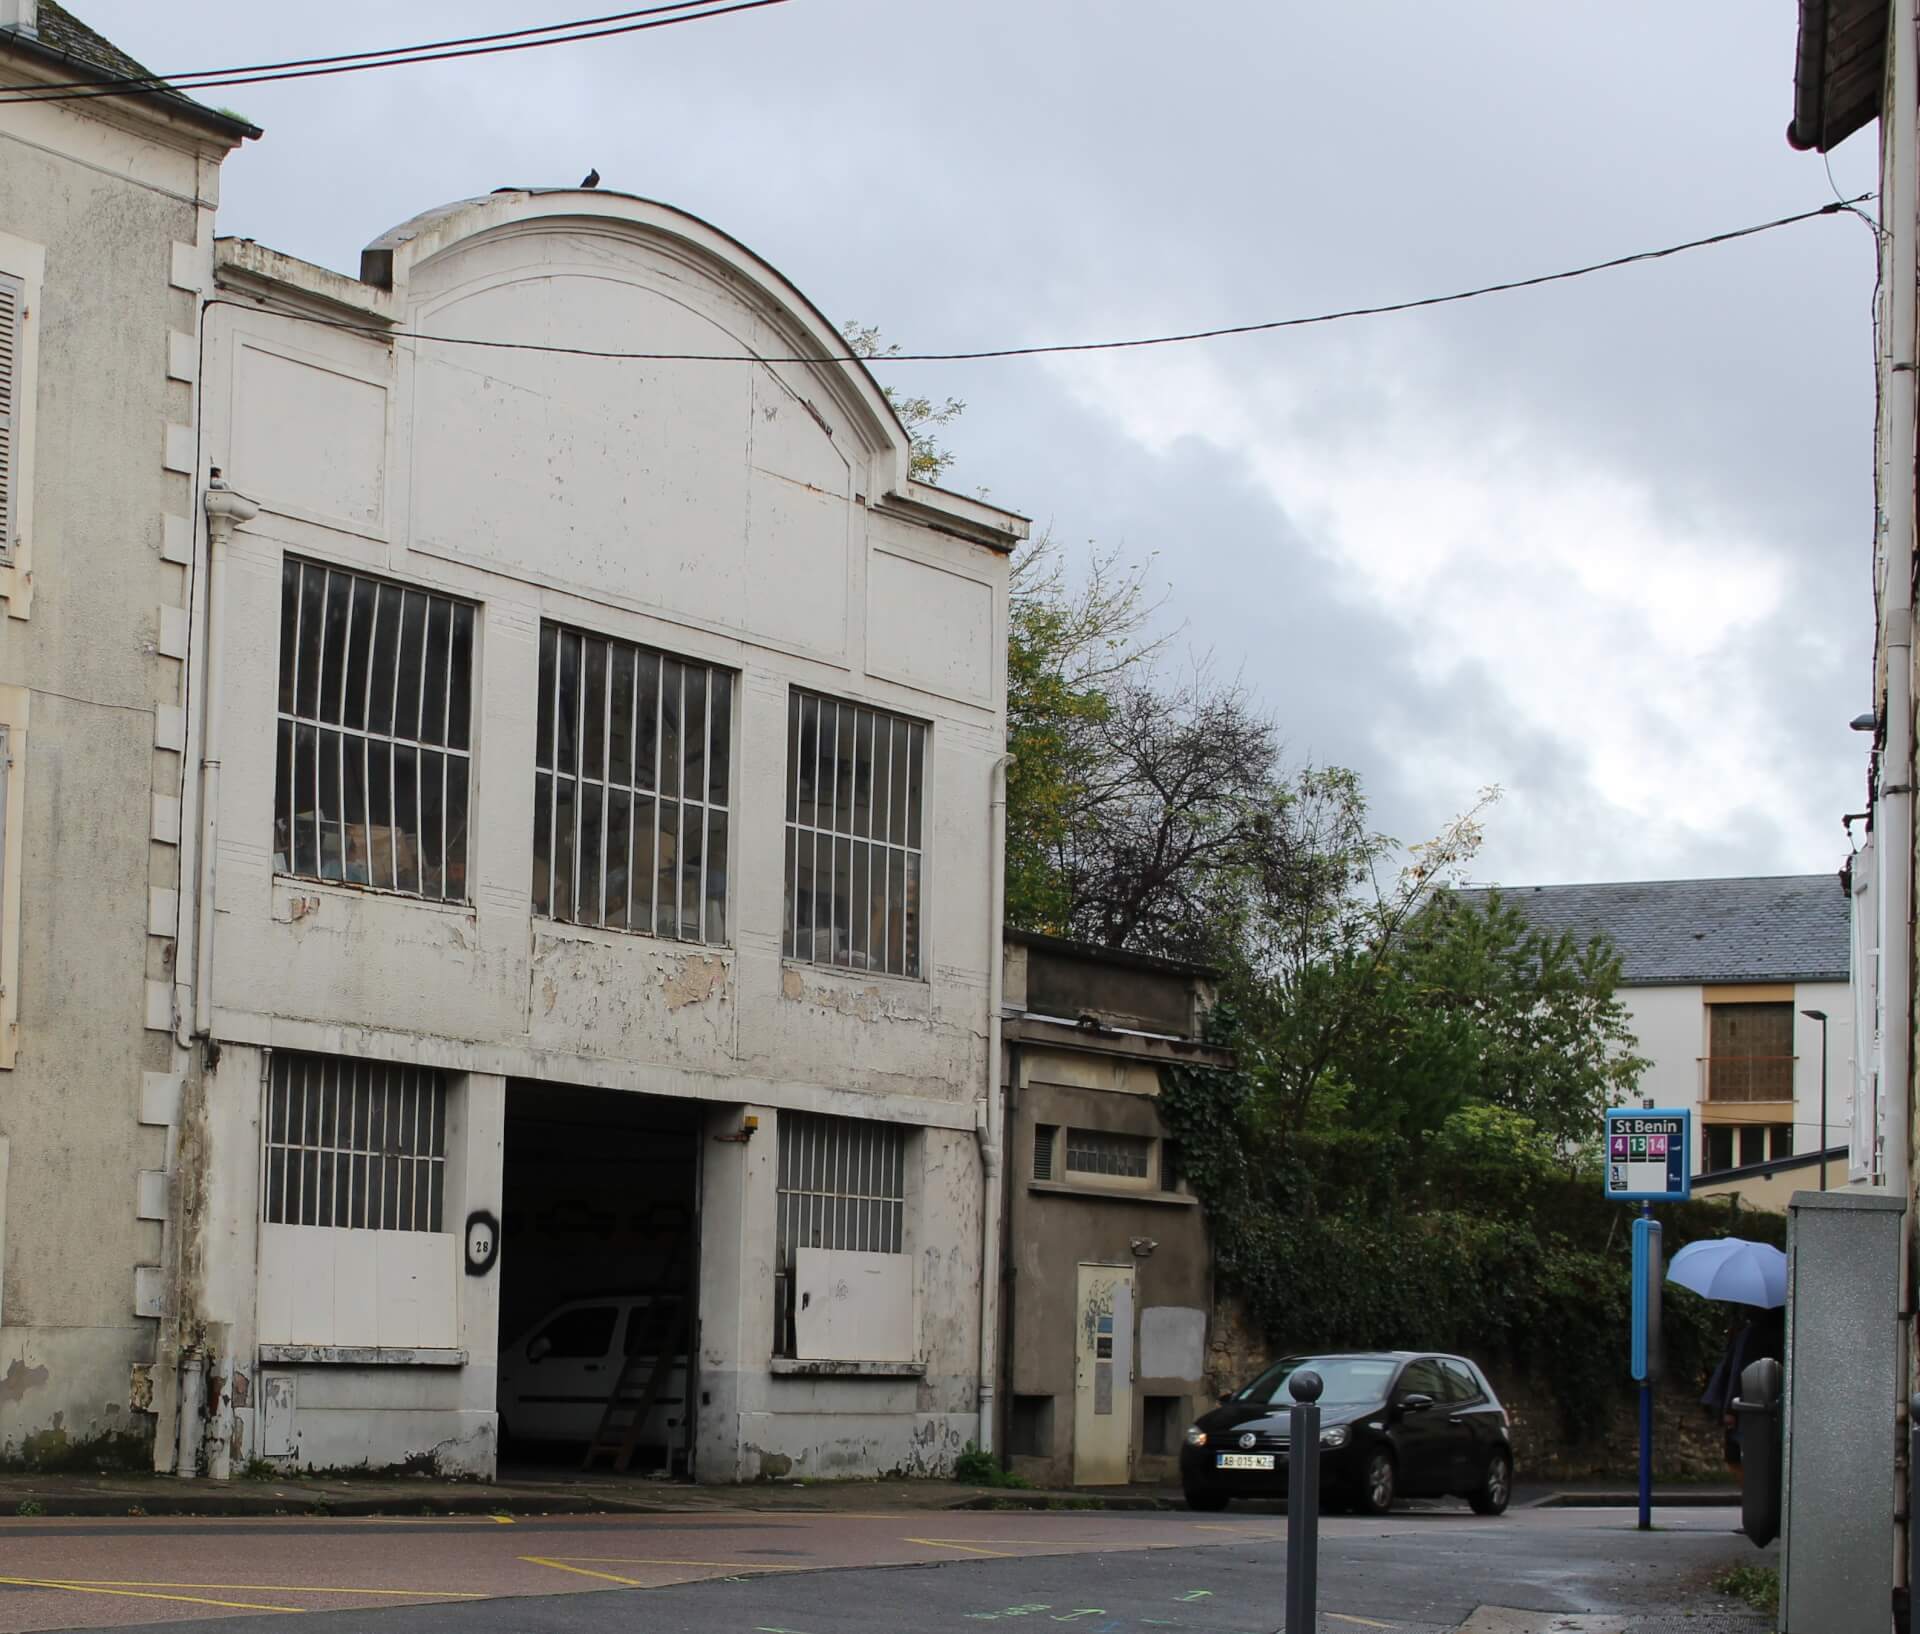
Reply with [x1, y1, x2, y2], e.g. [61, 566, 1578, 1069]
[996, 932, 1230, 1488]
[1463, 875, 1852, 1201]
[0, 9, 1028, 1480]
[0, 6, 256, 1468]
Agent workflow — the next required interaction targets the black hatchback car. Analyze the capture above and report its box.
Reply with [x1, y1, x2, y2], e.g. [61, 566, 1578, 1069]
[1179, 1351, 1512, 1515]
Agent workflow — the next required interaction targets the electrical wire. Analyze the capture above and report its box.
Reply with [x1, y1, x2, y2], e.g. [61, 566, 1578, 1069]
[0, 0, 786, 106]
[203, 194, 1875, 368]
[1, 0, 739, 93]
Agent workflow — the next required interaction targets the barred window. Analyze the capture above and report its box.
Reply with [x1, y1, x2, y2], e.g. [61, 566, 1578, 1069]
[274, 559, 474, 901]
[784, 691, 925, 977]
[1066, 1128, 1153, 1181]
[777, 1112, 907, 1262]
[533, 623, 732, 942]
[263, 1053, 447, 1232]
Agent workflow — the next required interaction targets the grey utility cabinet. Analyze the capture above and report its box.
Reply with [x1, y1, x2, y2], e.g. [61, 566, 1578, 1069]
[1780, 1188, 1904, 1634]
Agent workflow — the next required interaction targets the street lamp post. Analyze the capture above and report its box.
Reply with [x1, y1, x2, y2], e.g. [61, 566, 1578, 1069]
[1801, 1009, 1830, 1191]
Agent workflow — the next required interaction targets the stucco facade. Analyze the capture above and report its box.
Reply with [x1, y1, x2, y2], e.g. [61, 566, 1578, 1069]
[170, 190, 1024, 1481]
[997, 934, 1228, 1489]
[0, 10, 254, 1467]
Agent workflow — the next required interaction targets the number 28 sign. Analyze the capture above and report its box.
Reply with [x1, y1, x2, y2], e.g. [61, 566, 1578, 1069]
[1603, 1108, 1692, 1203]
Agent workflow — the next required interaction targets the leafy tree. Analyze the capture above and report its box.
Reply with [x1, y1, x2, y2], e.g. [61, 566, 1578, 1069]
[841, 321, 965, 485]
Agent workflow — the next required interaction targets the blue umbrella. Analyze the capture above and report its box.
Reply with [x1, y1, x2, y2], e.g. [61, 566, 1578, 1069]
[1666, 1238, 1787, 1307]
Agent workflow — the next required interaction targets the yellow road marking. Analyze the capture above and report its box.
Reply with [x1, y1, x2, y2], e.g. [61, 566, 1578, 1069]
[521, 1557, 649, 1587]
[28, 1580, 485, 1599]
[1326, 1616, 1395, 1629]
[0, 1575, 300, 1614]
[903, 1537, 1018, 1558]
[522, 1555, 805, 1579]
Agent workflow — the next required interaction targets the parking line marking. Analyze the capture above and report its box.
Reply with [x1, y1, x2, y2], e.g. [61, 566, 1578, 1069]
[1325, 1617, 1394, 1629]
[526, 1555, 806, 1573]
[904, 1537, 1017, 1558]
[24, 1580, 486, 1599]
[521, 1556, 649, 1587]
[0, 1575, 300, 1614]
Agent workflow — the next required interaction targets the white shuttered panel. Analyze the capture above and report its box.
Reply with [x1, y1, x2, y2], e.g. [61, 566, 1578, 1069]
[0, 273, 18, 560]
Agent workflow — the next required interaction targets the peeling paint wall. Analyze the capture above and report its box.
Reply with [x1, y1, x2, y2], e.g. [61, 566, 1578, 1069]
[0, 59, 245, 1466]
[188, 192, 1016, 1478]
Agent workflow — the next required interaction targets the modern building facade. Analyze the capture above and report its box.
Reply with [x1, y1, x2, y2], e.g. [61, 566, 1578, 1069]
[996, 932, 1229, 1488]
[1465, 876, 1852, 1200]
[0, 6, 1029, 1482]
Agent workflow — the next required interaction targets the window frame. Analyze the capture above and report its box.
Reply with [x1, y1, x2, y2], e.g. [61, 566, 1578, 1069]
[531, 619, 734, 945]
[273, 556, 476, 904]
[0, 687, 23, 1068]
[782, 689, 929, 980]
[1063, 1127, 1156, 1191]
[0, 230, 44, 620]
[261, 1051, 449, 1233]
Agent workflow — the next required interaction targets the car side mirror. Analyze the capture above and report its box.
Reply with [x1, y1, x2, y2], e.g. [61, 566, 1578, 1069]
[1397, 1392, 1435, 1414]
[527, 1335, 553, 1363]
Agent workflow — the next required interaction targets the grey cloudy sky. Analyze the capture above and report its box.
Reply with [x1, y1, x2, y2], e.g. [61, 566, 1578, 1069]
[84, 0, 1880, 886]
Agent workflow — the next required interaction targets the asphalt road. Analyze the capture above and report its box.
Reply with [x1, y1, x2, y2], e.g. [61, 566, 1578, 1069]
[0, 1504, 1773, 1634]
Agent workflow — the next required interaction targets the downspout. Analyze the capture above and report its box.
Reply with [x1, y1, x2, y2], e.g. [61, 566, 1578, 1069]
[192, 473, 260, 1038]
[1882, 0, 1917, 1589]
[998, 1041, 1021, 1473]
[976, 752, 1014, 1456]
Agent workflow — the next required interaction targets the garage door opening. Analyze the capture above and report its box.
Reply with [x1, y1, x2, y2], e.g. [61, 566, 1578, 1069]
[497, 1081, 700, 1477]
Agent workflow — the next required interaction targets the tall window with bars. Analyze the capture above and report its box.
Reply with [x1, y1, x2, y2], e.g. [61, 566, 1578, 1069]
[275, 559, 474, 901]
[532, 623, 733, 942]
[263, 1052, 448, 1232]
[783, 691, 926, 978]
[775, 1111, 908, 1354]
[0, 270, 19, 563]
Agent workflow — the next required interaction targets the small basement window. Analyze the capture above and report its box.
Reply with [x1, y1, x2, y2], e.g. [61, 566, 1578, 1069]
[1143, 1396, 1182, 1456]
[1009, 1394, 1053, 1457]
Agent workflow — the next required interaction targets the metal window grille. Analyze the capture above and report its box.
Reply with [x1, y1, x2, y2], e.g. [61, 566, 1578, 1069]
[533, 622, 733, 943]
[0, 272, 18, 562]
[782, 690, 925, 977]
[1065, 1128, 1152, 1179]
[1033, 1123, 1057, 1181]
[274, 558, 474, 901]
[777, 1112, 907, 1263]
[1705, 1002, 1796, 1102]
[262, 1052, 447, 1231]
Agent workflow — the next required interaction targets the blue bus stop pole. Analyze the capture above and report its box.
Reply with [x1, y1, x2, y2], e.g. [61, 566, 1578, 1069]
[1638, 1200, 1652, 1532]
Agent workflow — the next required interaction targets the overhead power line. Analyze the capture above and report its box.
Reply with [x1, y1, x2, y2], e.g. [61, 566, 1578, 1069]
[204, 195, 1874, 368]
[0, 0, 786, 106]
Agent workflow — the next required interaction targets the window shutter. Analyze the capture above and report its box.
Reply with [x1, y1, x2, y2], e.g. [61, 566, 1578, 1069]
[0, 273, 17, 559]
[1032, 1123, 1056, 1181]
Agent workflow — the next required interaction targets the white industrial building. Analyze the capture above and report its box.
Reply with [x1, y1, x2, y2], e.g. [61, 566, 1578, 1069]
[0, 3, 1027, 1482]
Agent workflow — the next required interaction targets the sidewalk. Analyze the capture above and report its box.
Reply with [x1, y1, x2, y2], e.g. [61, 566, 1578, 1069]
[0, 1466, 1742, 1519]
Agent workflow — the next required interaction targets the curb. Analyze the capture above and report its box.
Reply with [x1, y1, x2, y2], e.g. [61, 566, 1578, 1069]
[1530, 1489, 1742, 1509]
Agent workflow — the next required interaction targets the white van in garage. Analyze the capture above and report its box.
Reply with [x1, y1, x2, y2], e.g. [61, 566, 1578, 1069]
[496, 1294, 691, 1467]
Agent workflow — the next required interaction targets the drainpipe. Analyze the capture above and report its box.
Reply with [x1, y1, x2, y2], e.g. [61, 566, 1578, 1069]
[192, 474, 260, 1038]
[1882, 0, 1917, 1590]
[976, 752, 1014, 1456]
[174, 1346, 205, 1478]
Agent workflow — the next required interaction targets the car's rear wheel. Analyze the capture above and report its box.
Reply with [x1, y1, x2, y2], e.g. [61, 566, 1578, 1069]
[1359, 1450, 1397, 1516]
[1183, 1488, 1229, 1512]
[1468, 1449, 1511, 1516]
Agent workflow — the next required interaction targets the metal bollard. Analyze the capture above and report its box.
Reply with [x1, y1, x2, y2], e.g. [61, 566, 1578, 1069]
[1733, 1357, 1783, 1549]
[1286, 1369, 1323, 1634]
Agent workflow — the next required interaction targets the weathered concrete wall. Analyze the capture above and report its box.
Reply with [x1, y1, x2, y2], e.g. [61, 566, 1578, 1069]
[0, 66, 242, 1465]
[1004, 1054, 1211, 1490]
[190, 192, 1017, 1478]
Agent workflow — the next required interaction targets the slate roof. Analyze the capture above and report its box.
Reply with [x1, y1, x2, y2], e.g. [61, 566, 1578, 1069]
[1450, 874, 1850, 987]
[3, 3, 260, 138]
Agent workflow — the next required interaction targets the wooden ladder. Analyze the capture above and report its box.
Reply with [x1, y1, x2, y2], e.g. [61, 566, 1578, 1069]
[581, 1296, 688, 1474]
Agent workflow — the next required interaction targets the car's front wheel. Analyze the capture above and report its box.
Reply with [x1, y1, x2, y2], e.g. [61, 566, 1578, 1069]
[1183, 1488, 1229, 1512]
[1359, 1450, 1397, 1516]
[1468, 1449, 1511, 1516]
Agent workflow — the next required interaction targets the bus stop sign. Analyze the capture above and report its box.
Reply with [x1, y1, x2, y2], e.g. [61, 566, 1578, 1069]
[1604, 1108, 1691, 1203]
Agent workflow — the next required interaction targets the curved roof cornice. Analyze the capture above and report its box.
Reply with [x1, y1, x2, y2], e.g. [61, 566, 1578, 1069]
[359, 187, 918, 500]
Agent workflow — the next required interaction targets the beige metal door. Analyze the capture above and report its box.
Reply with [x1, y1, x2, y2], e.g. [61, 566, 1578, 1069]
[1072, 1263, 1135, 1486]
